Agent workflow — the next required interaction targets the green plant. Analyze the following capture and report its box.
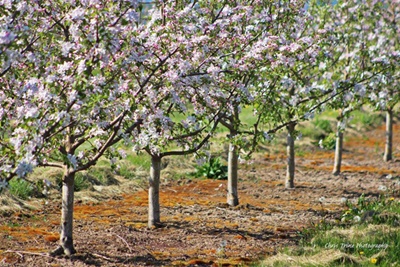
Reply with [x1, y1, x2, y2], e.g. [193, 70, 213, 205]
[319, 132, 336, 150]
[193, 157, 228, 180]
[313, 118, 333, 133]
[350, 110, 383, 129]
[9, 178, 34, 200]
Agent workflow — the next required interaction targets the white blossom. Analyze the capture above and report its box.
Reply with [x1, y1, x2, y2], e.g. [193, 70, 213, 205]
[0, 30, 15, 44]
[94, 139, 102, 149]
[70, 7, 85, 20]
[16, 161, 34, 178]
[67, 154, 78, 170]
[61, 42, 74, 57]
[118, 149, 127, 159]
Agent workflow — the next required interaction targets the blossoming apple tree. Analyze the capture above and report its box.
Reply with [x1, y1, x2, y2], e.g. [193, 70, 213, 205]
[310, 0, 399, 174]
[206, 0, 343, 196]
[361, 0, 399, 162]
[0, 0, 148, 255]
[119, 1, 239, 227]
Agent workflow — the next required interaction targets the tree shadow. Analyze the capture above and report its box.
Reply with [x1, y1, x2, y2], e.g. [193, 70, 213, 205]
[156, 219, 297, 243]
[67, 251, 172, 266]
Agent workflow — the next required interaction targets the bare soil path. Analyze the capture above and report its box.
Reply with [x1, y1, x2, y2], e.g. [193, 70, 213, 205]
[0, 124, 399, 266]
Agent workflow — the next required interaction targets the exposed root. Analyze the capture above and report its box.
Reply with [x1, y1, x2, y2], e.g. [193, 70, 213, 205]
[48, 246, 64, 256]
[4, 250, 54, 258]
[48, 245, 76, 257]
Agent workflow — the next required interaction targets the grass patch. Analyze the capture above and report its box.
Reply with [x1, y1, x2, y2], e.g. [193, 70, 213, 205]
[8, 178, 35, 200]
[313, 118, 334, 133]
[259, 195, 400, 267]
[298, 116, 335, 142]
[125, 153, 151, 171]
[118, 163, 138, 180]
[349, 110, 383, 130]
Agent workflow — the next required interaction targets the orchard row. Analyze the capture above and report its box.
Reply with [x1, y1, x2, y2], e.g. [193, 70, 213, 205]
[0, 0, 398, 256]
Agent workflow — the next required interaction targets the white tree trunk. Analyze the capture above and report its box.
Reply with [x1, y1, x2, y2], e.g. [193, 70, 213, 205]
[148, 156, 161, 228]
[285, 123, 296, 189]
[51, 171, 76, 256]
[383, 108, 393, 162]
[227, 142, 239, 206]
[333, 128, 344, 175]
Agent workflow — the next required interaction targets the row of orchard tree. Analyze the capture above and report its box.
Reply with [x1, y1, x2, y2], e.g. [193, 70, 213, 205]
[0, 0, 398, 256]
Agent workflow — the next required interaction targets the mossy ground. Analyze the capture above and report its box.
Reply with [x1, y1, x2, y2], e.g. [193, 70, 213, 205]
[0, 120, 399, 266]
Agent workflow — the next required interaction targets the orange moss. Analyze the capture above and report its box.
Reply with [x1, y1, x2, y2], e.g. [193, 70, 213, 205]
[124, 222, 147, 228]
[226, 222, 239, 228]
[234, 235, 247, 240]
[270, 163, 286, 170]
[303, 164, 396, 174]
[264, 153, 286, 161]
[50, 220, 60, 226]
[346, 137, 382, 149]
[303, 151, 334, 160]
[26, 247, 47, 252]
[44, 234, 60, 243]
[0, 225, 52, 242]
[309, 160, 324, 166]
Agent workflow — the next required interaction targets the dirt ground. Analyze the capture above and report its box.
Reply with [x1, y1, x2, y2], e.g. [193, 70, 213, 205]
[0, 124, 399, 267]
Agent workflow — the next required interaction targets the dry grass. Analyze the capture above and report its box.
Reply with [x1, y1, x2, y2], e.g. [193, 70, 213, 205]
[261, 249, 361, 267]
[321, 224, 400, 241]
[0, 193, 40, 215]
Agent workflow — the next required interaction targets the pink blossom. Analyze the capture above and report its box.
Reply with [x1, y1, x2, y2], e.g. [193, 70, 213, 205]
[0, 30, 15, 44]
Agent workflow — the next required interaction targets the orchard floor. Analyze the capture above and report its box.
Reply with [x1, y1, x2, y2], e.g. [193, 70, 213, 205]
[0, 124, 399, 267]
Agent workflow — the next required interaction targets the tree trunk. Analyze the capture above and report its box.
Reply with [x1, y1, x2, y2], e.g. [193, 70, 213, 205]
[333, 127, 344, 175]
[50, 171, 76, 256]
[227, 142, 239, 206]
[383, 108, 393, 162]
[285, 123, 296, 189]
[148, 155, 161, 228]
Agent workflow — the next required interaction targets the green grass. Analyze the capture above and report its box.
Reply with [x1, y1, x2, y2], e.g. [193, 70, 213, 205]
[313, 118, 334, 133]
[125, 153, 151, 170]
[9, 178, 35, 200]
[258, 194, 400, 267]
[349, 110, 383, 130]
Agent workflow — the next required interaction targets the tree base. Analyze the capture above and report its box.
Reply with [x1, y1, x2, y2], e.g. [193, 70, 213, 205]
[285, 180, 294, 189]
[148, 221, 162, 229]
[227, 194, 239, 207]
[49, 245, 77, 256]
[383, 155, 392, 162]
